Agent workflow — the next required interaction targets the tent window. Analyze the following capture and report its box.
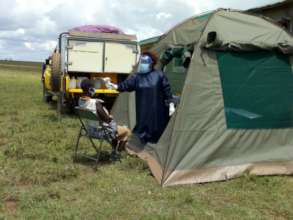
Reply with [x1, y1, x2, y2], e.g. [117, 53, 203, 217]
[164, 59, 187, 95]
[160, 47, 192, 95]
[277, 17, 291, 32]
[174, 57, 183, 66]
[217, 51, 293, 129]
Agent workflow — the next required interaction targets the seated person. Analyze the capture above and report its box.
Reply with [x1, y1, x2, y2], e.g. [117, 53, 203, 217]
[78, 79, 131, 160]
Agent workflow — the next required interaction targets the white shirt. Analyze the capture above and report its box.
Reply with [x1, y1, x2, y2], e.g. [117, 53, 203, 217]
[78, 97, 112, 126]
[78, 97, 117, 138]
[78, 97, 99, 128]
[78, 97, 97, 114]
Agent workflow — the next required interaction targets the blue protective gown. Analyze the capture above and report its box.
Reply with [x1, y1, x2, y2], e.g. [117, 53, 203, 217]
[118, 69, 173, 143]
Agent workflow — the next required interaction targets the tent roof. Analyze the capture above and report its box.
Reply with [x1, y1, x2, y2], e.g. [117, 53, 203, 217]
[151, 9, 293, 54]
[140, 36, 161, 46]
[199, 9, 293, 53]
[151, 11, 212, 53]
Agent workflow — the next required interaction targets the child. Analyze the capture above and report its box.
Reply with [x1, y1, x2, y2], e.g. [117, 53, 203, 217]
[79, 79, 131, 160]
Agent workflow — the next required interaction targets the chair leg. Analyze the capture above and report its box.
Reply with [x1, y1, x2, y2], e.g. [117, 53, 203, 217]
[88, 137, 101, 165]
[74, 126, 83, 161]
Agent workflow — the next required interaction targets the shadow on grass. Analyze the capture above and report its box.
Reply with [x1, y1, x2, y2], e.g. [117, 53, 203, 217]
[42, 113, 60, 122]
[119, 154, 150, 173]
[42, 101, 78, 121]
[73, 150, 115, 168]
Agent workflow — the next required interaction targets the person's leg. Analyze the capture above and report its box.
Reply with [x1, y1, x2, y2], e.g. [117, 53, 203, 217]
[110, 138, 121, 161]
[117, 126, 131, 151]
[117, 141, 127, 152]
[117, 126, 131, 141]
[111, 139, 118, 151]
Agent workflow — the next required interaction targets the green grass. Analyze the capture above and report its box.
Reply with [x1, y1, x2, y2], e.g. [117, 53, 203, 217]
[0, 60, 42, 67]
[0, 60, 41, 72]
[1, 63, 293, 219]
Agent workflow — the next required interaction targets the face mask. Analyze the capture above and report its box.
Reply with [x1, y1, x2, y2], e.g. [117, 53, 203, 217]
[138, 63, 151, 74]
[137, 55, 153, 74]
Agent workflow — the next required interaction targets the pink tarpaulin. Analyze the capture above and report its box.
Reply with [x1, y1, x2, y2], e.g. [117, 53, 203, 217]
[69, 25, 124, 34]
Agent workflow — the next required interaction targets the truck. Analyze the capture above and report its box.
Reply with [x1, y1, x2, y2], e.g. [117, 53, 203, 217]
[41, 26, 139, 114]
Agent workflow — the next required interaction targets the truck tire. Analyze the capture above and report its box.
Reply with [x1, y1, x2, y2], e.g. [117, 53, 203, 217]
[42, 82, 53, 102]
[51, 75, 61, 92]
[51, 52, 61, 92]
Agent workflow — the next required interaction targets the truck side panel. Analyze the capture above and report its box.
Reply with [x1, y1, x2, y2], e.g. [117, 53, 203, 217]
[104, 42, 137, 73]
[67, 40, 104, 72]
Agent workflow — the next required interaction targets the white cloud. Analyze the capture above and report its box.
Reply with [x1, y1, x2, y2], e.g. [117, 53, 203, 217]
[0, 40, 4, 49]
[24, 40, 56, 51]
[156, 12, 172, 20]
[137, 27, 163, 40]
[0, 0, 283, 61]
[24, 42, 34, 50]
[184, 0, 282, 12]
[14, 0, 64, 14]
[33, 17, 57, 36]
[40, 40, 57, 51]
[0, 28, 26, 38]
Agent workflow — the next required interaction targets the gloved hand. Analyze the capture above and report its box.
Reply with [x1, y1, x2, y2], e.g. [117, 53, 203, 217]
[102, 77, 118, 90]
[106, 82, 118, 90]
[102, 77, 111, 83]
[169, 102, 175, 116]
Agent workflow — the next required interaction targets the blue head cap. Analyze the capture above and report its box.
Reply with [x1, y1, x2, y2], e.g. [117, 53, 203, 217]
[138, 54, 153, 74]
[140, 55, 153, 64]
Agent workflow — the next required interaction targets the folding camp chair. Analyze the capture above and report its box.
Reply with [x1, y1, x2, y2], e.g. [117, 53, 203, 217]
[74, 106, 114, 165]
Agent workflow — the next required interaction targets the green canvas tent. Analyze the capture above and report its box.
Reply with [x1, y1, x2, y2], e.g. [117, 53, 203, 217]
[112, 9, 293, 186]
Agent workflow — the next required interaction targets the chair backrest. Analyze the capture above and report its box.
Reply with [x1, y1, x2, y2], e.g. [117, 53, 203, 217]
[75, 106, 114, 142]
[74, 106, 99, 121]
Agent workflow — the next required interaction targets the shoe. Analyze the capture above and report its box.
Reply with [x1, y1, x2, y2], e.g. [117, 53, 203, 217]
[110, 151, 121, 162]
[117, 141, 127, 152]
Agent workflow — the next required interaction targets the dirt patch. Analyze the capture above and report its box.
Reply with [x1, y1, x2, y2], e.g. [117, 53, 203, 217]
[4, 199, 17, 213]
[0, 138, 8, 146]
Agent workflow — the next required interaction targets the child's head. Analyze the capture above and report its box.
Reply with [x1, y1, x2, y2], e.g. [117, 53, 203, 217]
[80, 79, 95, 97]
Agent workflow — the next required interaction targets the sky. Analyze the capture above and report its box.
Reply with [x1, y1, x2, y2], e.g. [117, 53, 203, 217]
[0, 0, 282, 61]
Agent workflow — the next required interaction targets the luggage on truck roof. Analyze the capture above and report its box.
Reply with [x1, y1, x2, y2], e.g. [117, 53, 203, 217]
[68, 25, 137, 41]
[69, 25, 125, 34]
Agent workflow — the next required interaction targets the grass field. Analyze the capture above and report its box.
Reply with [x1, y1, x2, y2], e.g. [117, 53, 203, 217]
[1, 63, 293, 220]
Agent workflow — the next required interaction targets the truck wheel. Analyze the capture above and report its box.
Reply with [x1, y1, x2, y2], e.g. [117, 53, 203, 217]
[51, 75, 61, 92]
[42, 83, 53, 102]
[66, 95, 76, 113]
[52, 52, 61, 75]
[51, 52, 61, 92]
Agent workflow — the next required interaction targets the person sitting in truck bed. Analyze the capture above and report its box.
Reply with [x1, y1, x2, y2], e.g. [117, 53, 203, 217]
[79, 79, 131, 160]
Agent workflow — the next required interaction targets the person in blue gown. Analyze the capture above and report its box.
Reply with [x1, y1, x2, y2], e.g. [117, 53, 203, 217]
[103, 52, 175, 144]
